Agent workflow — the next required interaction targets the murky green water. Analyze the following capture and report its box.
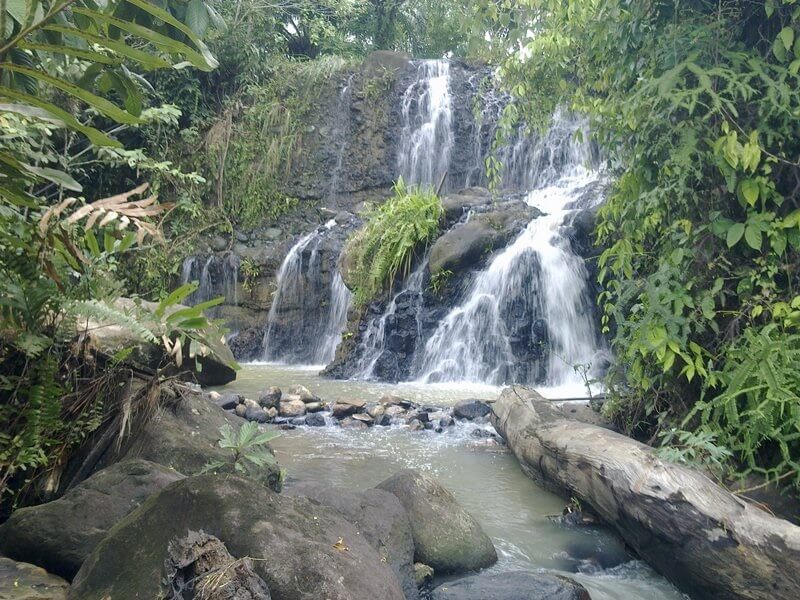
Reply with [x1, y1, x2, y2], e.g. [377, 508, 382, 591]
[222, 364, 688, 600]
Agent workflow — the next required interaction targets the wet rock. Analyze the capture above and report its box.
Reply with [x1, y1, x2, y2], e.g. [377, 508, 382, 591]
[244, 406, 269, 423]
[470, 428, 498, 440]
[0, 558, 68, 600]
[69, 474, 406, 600]
[331, 399, 365, 418]
[453, 400, 491, 420]
[439, 416, 455, 428]
[340, 417, 369, 430]
[441, 188, 492, 222]
[380, 394, 412, 407]
[414, 563, 434, 588]
[0, 460, 183, 579]
[376, 414, 393, 427]
[286, 481, 418, 600]
[431, 572, 591, 600]
[304, 401, 324, 413]
[407, 419, 425, 431]
[287, 385, 318, 403]
[234, 403, 247, 418]
[352, 413, 374, 426]
[377, 470, 497, 574]
[305, 413, 326, 427]
[209, 235, 227, 252]
[279, 398, 307, 417]
[385, 405, 407, 419]
[258, 386, 282, 409]
[366, 403, 385, 419]
[164, 530, 271, 600]
[243, 398, 260, 410]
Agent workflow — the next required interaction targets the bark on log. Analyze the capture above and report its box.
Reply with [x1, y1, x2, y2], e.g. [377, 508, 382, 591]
[490, 385, 800, 600]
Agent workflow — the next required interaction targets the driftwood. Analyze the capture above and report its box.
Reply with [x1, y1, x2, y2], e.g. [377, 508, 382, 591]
[490, 385, 800, 600]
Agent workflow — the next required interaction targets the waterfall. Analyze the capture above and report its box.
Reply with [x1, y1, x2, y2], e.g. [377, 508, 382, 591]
[352, 260, 427, 380]
[415, 113, 607, 391]
[180, 252, 239, 308]
[398, 60, 454, 189]
[262, 222, 352, 365]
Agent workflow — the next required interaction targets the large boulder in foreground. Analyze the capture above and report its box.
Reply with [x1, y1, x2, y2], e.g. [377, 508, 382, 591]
[432, 571, 591, 600]
[0, 558, 68, 600]
[69, 474, 405, 600]
[105, 387, 282, 492]
[376, 470, 497, 574]
[286, 481, 418, 600]
[0, 459, 183, 580]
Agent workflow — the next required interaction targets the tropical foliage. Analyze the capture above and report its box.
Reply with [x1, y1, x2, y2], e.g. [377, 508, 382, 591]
[481, 0, 800, 490]
[346, 179, 443, 304]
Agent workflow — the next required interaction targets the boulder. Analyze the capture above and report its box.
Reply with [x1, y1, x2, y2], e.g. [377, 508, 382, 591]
[441, 188, 492, 222]
[234, 403, 247, 418]
[305, 413, 326, 427]
[287, 385, 317, 403]
[366, 404, 385, 419]
[286, 481, 418, 600]
[215, 393, 241, 410]
[304, 401, 324, 413]
[380, 394, 409, 407]
[428, 204, 539, 276]
[352, 413, 374, 426]
[377, 470, 497, 574]
[244, 406, 269, 423]
[0, 460, 183, 580]
[341, 417, 369, 430]
[104, 386, 281, 492]
[164, 530, 271, 600]
[331, 400, 364, 418]
[0, 558, 69, 600]
[279, 399, 307, 417]
[431, 572, 591, 600]
[259, 386, 282, 409]
[453, 400, 491, 420]
[69, 474, 405, 600]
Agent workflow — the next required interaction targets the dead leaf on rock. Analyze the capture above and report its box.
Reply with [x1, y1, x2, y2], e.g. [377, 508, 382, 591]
[333, 537, 349, 552]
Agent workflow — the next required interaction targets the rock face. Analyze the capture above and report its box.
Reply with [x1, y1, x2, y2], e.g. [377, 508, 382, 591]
[163, 530, 271, 600]
[376, 470, 497, 574]
[0, 460, 183, 580]
[69, 474, 405, 600]
[428, 200, 539, 277]
[286, 481, 418, 600]
[0, 558, 69, 600]
[431, 572, 591, 600]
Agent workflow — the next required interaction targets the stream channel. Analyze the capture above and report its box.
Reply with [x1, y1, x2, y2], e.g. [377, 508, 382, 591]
[219, 364, 688, 600]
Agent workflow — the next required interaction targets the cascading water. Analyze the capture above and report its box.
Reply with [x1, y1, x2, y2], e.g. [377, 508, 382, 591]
[415, 113, 608, 392]
[398, 60, 454, 189]
[352, 260, 427, 380]
[180, 252, 239, 308]
[262, 222, 352, 365]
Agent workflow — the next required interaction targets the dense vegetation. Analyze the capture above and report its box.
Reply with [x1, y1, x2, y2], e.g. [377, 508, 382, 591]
[344, 179, 443, 305]
[482, 0, 800, 491]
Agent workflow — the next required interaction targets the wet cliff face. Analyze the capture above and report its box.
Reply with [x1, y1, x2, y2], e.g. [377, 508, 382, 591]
[179, 54, 608, 388]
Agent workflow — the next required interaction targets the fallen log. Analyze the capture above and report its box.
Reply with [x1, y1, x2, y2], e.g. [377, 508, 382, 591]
[490, 385, 800, 600]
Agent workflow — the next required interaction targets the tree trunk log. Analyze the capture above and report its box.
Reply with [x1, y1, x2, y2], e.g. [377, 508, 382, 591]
[490, 385, 800, 600]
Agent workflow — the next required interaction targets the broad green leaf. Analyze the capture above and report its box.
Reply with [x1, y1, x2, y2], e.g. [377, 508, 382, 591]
[23, 165, 82, 191]
[0, 102, 64, 124]
[744, 224, 762, 250]
[0, 86, 121, 146]
[779, 27, 795, 52]
[726, 222, 745, 248]
[740, 179, 759, 206]
[0, 63, 139, 124]
[18, 41, 119, 65]
[44, 25, 172, 70]
[185, 0, 210, 37]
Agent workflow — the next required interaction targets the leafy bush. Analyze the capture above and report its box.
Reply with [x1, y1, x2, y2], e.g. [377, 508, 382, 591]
[346, 179, 443, 304]
[203, 422, 281, 480]
[482, 1, 800, 490]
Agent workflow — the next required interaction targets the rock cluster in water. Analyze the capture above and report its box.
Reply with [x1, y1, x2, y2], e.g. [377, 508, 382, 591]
[211, 386, 501, 438]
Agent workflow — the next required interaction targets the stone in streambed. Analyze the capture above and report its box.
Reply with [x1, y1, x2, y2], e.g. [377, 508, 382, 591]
[258, 386, 282, 408]
[377, 470, 497, 574]
[376, 414, 393, 427]
[431, 571, 591, 600]
[0, 459, 183, 579]
[305, 413, 326, 427]
[0, 558, 68, 600]
[234, 403, 247, 418]
[285, 481, 418, 600]
[244, 406, 269, 423]
[453, 400, 491, 420]
[352, 413, 374, 426]
[287, 385, 319, 403]
[304, 401, 324, 413]
[331, 399, 366, 418]
[407, 419, 425, 431]
[341, 417, 369, 430]
[215, 392, 241, 410]
[69, 474, 405, 600]
[279, 398, 306, 417]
